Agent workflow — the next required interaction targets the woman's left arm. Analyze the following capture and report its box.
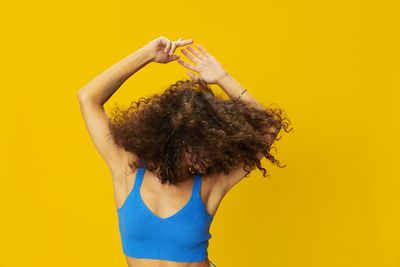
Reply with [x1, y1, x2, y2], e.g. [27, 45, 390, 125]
[77, 36, 193, 179]
[77, 46, 154, 179]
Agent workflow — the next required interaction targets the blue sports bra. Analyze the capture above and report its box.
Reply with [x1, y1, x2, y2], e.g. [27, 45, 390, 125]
[116, 163, 214, 262]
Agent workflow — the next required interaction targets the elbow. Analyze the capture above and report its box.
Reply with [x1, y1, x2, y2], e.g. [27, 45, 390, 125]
[77, 89, 87, 101]
[77, 90, 97, 105]
[77, 92, 89, 106]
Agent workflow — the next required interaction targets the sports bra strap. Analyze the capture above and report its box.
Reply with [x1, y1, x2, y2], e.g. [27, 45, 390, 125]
[193, 174, 202, 198]
[132, 165, 146, 199]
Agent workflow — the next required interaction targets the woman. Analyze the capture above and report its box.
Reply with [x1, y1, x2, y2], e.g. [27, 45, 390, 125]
[77, 36, 291, 267]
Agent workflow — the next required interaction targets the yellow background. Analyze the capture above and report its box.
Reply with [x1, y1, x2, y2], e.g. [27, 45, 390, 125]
[1, 0, 399, 266]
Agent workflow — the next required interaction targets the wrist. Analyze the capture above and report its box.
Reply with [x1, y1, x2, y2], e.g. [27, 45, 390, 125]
[140, 45, 156, 63]
[215, 71, 230, 86]
[215, 71, 231, 87]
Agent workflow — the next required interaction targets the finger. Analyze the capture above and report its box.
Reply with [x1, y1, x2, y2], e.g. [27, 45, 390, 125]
[169, 42, 177, 56]
[160, 37, 168, 47]
[164, 40, 171, 53]
[172, 38, 184, 54]
[163, 39, 168, 52]
[165, 40, 172, 53]
[181, 48, 200, 63]
[176, 39, 194, 47]
[184, 47, 204, 62]
[186, 72, 199, 81]
[188, 72, 201, 82]
[187, 71, 197, 81]
[196, 43, 211, 58]
[176, 58, 197, 71]
[186, 46, 206, 60]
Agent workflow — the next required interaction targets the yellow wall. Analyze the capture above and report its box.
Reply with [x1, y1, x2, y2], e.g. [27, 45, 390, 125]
[1, 0, 399, 266]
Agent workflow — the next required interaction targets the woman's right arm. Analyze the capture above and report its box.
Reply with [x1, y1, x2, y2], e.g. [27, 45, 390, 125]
[177, 44, 281, 194]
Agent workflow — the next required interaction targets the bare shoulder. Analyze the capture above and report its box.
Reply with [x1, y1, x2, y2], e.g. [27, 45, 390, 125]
[200, 166, 253, 217]
[208, 162, 257, 197]
[202, 172, 226, 197]
[200, 173, 226, 217]
[109, 151, 140, 193]
[111, 151, 140, 177]
[111, 152, 141, 210]
[202, 164, 253, 199]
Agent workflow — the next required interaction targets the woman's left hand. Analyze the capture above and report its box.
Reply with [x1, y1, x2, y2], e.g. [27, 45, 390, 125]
[144, 36, 193, 64]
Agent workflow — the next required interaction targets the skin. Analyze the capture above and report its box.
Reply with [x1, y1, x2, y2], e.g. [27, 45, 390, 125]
[77, 36, 271, 267]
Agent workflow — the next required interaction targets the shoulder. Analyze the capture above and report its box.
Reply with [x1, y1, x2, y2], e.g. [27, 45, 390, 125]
[202, 172, 228, 198]
[205, 163, 255, 197]
[110, 152, 141, 209]
[110, 151, 140, 184]
[200, 172, 237, 217]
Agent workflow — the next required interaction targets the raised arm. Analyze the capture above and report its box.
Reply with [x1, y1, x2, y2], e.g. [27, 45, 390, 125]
[77, 36, 193, 178]
[177, 44, 280, 195]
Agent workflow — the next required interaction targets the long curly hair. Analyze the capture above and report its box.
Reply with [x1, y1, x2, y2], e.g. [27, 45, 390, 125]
[107, 79, 292, 185]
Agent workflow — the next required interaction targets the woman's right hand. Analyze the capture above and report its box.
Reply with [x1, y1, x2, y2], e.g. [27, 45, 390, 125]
[177, 44, 228, 84]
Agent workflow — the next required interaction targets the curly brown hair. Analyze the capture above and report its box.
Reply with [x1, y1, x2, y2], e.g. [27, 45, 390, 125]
[107, 79, 292, 185]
